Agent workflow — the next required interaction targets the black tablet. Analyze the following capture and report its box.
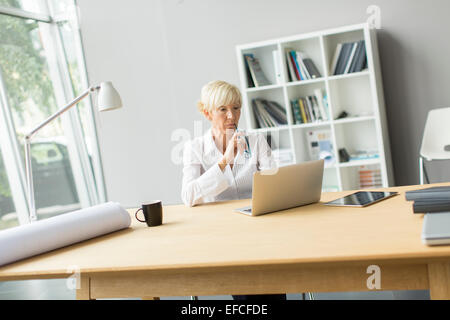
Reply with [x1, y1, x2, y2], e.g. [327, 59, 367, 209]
[324, 191, 398, 207]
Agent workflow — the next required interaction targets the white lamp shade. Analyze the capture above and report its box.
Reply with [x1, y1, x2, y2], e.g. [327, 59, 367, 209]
[97, 81, 123, 112]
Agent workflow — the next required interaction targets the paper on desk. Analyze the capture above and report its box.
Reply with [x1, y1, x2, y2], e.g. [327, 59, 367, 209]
[0, 202, 131, 267]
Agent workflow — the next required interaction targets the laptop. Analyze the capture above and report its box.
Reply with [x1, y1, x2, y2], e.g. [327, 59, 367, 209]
[234, 159, 324, 216]
[422, 212, 450, 246]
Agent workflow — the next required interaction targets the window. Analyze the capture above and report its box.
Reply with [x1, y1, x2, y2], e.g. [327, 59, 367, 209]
[0, 0, 47, 14]
[0, 0, 106, 226]
[0, 148, 18, 230]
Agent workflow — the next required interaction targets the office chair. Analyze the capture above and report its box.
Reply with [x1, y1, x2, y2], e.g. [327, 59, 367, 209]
[419, 107, 450, 184]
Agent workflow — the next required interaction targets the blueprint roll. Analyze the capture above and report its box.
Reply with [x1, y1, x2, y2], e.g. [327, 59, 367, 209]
[0, 202, 131, 267]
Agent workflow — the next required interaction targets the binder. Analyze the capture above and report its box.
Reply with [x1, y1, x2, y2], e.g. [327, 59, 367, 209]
[405, 186, 450, 201]
[422, 212, 450, 245]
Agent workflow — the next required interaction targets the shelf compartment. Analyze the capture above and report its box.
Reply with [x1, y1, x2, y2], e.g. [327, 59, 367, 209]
[287, 81, 330, 126]
[280, 37, 325, 84]
[245, 87, 287, 130]
[328, 75, 374, 120]
[340, 163, 382, 191]
[241, 44, 279, 89]
[322, 28, 366, 77]
[334, 120, 380, 168]
[291, 125, 335, 166]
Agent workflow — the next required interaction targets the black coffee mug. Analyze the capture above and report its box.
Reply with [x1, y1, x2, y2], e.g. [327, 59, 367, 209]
[135, 200, 163, 227]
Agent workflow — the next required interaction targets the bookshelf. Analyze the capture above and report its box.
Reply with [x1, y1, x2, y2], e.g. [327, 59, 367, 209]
[236, 23, 394, 192]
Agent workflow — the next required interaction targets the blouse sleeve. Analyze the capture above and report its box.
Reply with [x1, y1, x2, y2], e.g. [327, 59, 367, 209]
[181, 140, 231, 207]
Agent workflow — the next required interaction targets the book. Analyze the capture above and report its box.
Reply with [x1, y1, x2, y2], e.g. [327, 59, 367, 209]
[405, 186, 450, 201]
[291, 100, 302, 124]
[314, 89, 328, 121]
[296, 52, 321, 79]
[343, 42, 359, 74]
[285, 49, 297, 81]
[266, 101, 288, 124]
[413, 200, 450, 213]
[303, 58, 321, 78]
[359, 166, 382, 189]
[272, 50, 282, 84]
[349, 150, 379, 161]
[298, 98, 308, 123]
[352, 41, 367, 73]
[334, 42, 353, 75]
[245, 55, 271, 87]
[348, 40, 364, 73]
[305, 96, 315, 121]
[257, 104, 274, 127]
[308, 96, 322, 121]
[290, 51, 303, 80]
[330, 43, 343, 75]
[252, 99, 263, 128]
[253, 99, 272, 127]
[333, 42, 351, 75]
[243, 53, 255, 87]
[252, 99, 288, 128]
[261, 100, 287, 125]
[300, 98, 310, 122]
[255, 100, 274, 127]
[422, 211, 450, 245]
[296, 51, 311, 80]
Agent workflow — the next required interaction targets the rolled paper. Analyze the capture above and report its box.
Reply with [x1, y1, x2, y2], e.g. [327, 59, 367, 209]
[0, 202, 131, 267]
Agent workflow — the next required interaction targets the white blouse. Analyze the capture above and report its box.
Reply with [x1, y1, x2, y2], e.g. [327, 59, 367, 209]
[181, 128, 276, 207]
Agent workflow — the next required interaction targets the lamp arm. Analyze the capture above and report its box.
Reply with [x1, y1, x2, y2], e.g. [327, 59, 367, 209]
[25, 86, 98, 140]
[24, 85, 99, 222]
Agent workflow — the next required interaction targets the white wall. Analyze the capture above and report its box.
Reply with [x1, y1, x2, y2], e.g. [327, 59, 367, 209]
[77, 0, 450, 208]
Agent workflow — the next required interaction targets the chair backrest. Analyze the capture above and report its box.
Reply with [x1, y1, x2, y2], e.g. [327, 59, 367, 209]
[420, 107, 450, 160]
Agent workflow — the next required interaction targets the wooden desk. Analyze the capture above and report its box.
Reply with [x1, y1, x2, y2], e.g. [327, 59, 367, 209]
[1, 183, 450, 300]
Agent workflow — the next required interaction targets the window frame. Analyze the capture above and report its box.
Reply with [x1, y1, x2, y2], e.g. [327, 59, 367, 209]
[0, 1, 106, 224]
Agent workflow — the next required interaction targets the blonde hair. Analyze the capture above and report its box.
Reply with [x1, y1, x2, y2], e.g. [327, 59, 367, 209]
[197, 80, 241, 114]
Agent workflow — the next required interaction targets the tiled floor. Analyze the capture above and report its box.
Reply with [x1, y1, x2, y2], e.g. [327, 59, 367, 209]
[0, 279, 430, 300]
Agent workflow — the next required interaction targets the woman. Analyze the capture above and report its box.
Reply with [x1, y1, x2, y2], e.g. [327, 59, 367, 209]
[181, 80, 276, 207]
[181, 80, 286, 300]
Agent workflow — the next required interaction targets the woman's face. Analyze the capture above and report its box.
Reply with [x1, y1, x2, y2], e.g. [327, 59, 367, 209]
[205, 104, 241, 135]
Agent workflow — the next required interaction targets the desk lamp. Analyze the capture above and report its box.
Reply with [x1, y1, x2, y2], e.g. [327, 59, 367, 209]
[24, 81, 122, 223]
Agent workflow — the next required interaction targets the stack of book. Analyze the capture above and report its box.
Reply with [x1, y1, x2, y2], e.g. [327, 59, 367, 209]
[244, 53, 271, 87]
[405, 186, 450, 213]
[290, 89, 329, 124]
[285, 49, 322, 81]
[358, 166, 382, 189]
[330, 40, 367, 75]
[349, 150, 380, 161]
[251, 99, 288, 128]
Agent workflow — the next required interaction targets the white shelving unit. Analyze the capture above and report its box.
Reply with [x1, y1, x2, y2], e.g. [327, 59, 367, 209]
[236, 23, 394, 191]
